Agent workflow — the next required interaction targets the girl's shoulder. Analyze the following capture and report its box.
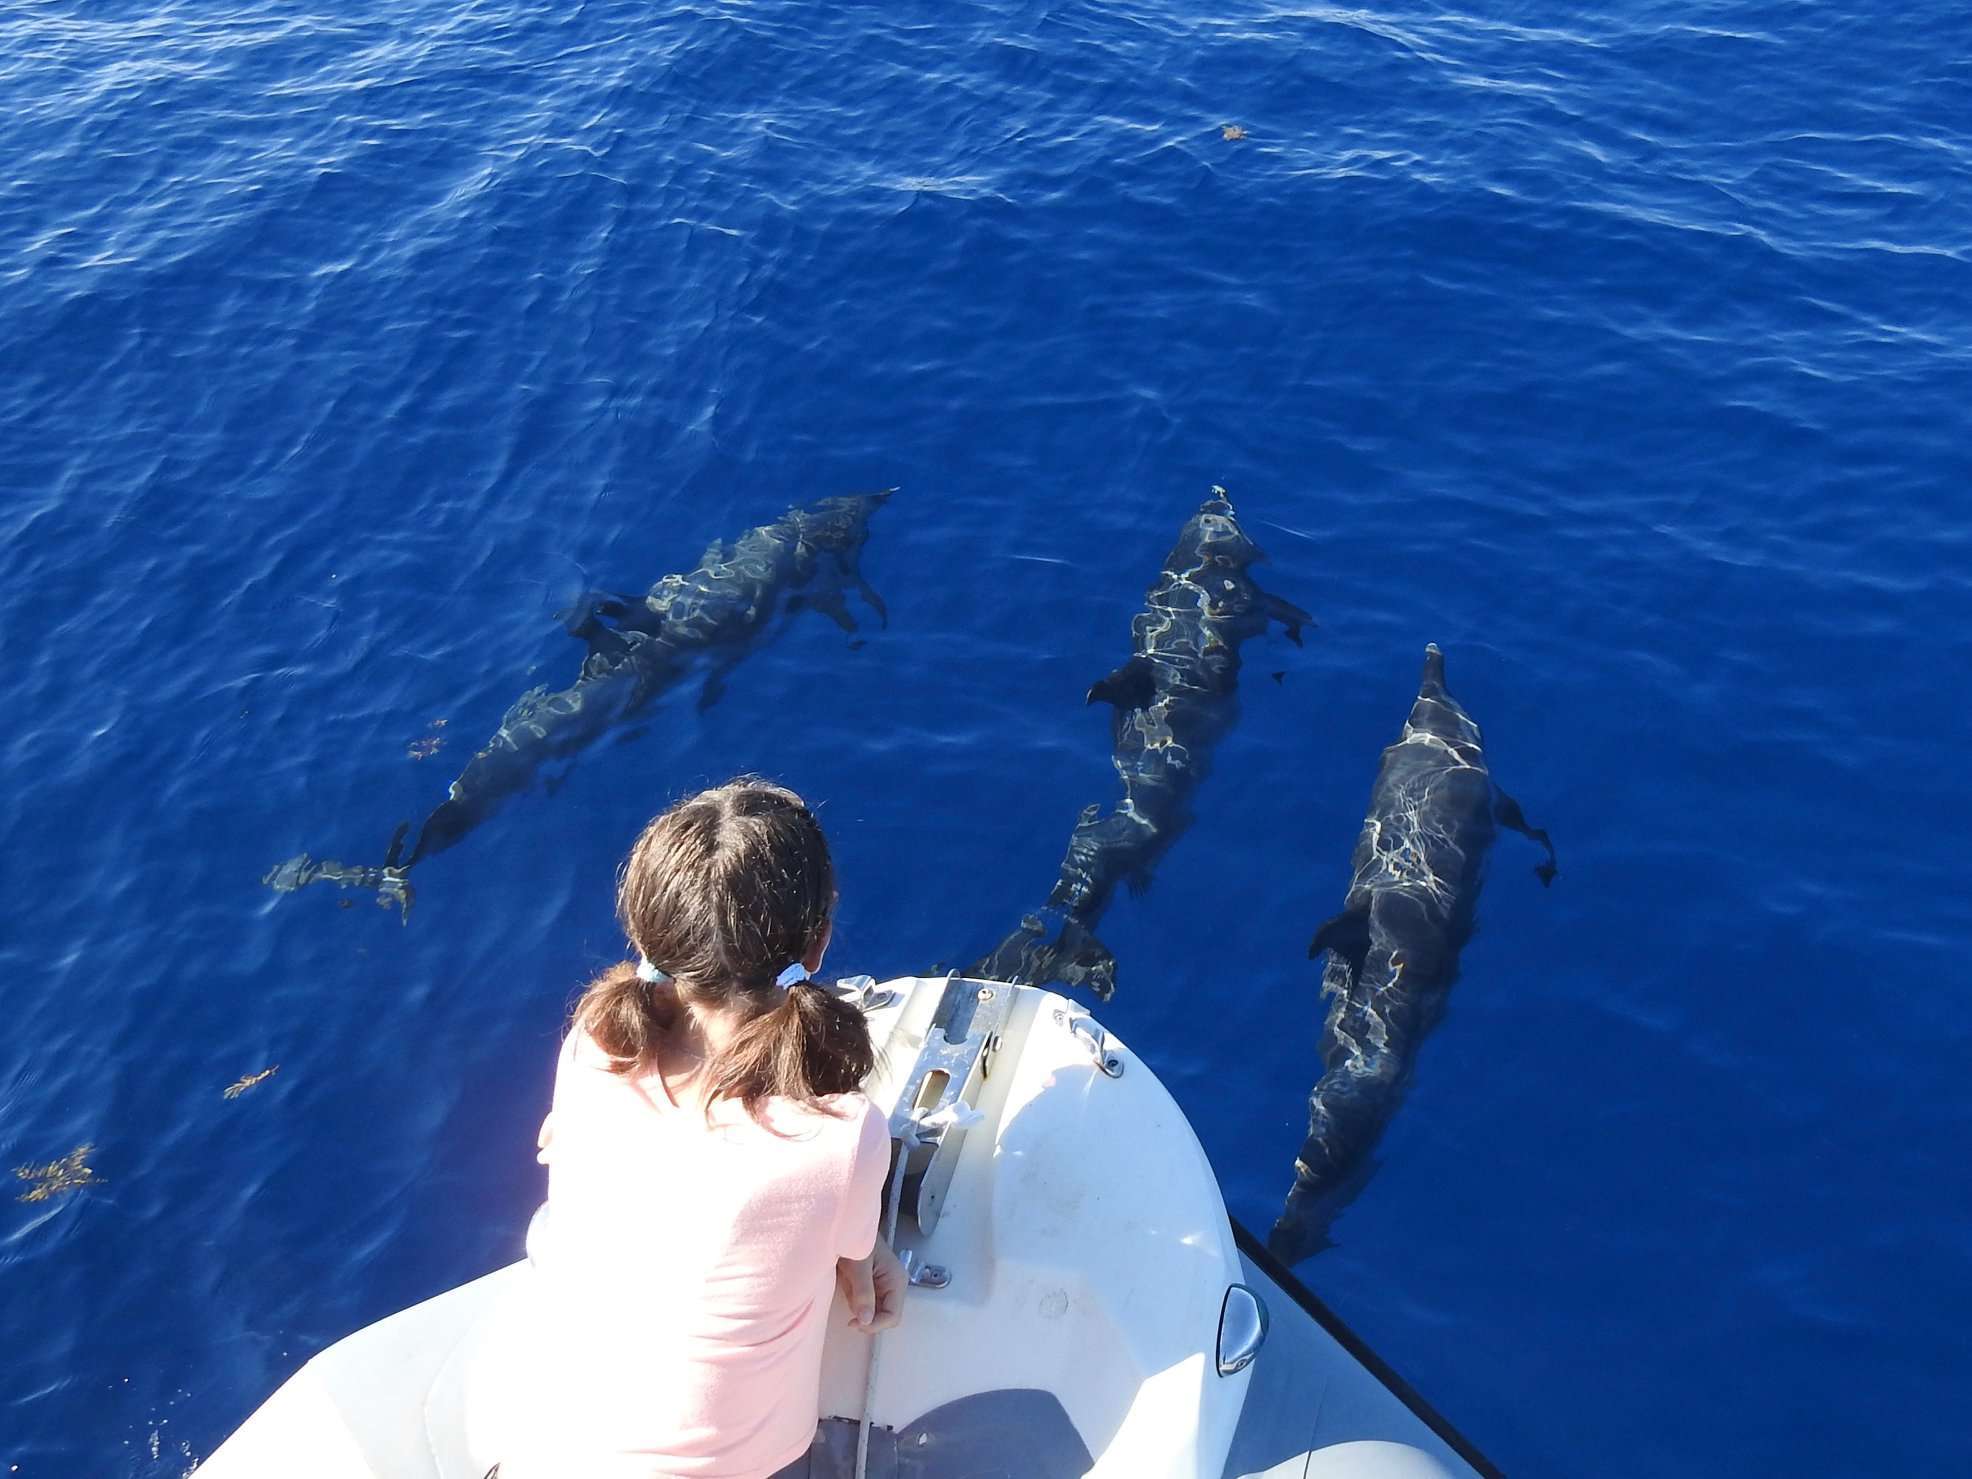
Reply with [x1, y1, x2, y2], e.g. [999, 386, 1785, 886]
[747, 1089, 882, 1146]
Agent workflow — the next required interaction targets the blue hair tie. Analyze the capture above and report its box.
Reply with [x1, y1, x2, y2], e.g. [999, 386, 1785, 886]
[775, 961, 812, 988]
[635, 956, 670, 985]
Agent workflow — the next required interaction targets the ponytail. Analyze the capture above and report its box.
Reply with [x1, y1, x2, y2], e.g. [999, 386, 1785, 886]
[573, 962, 681, 1066]
[703, 981, 876, 1119]
[570, 968, 875, 1121]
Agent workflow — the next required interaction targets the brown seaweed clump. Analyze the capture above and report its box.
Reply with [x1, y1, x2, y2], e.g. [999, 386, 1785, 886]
[223, 1066, 280, 1100]
[15, 1144, 100, 1203]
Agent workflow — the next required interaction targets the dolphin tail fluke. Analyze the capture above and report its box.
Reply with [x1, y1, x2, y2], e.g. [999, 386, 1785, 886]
[1264, 593, 1315, 648]
[1494, 789, 1558, 885]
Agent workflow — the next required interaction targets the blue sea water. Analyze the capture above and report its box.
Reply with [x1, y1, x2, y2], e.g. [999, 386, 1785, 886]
[3, 0, 1969, 1472]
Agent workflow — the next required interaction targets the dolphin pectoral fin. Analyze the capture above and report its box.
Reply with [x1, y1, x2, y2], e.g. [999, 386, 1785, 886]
[559, 593, 639, 665]
[379, 870, 413, 923]
[1310, 907, 1371, 963]
[573, 618, 637, 666]
[853, 574, 889, 629]
[1264, 593, 1315, 648]
[1086, 656, 1157, 712]
[696, 661, 737, 712]
[556, 590, 634, 635]
[803, 587, 858, 634]
[1053, 918, 1118, 1001]
[1494, 790, 1559, 885]
[383, 821, 410, 869]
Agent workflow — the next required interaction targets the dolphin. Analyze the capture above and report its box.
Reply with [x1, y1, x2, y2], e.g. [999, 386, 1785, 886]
[1269, 644, 1556, 1262]
[972, 488, 1311, 999]
[264, 491, 892, 917]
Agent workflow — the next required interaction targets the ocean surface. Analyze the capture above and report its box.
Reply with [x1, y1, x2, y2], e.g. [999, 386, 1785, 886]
[2, 0, 1968, 1473]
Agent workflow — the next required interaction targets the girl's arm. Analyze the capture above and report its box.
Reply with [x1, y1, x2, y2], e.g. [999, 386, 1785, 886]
[834, 1099, 903, 1331]
[837, 1240, 904, 1332]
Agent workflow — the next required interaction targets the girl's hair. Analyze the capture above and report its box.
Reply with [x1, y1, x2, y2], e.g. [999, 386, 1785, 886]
[573, 779, 875, 1119]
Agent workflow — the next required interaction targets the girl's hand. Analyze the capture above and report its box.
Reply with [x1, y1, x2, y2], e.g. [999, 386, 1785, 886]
[836, 1240, 906, 1333]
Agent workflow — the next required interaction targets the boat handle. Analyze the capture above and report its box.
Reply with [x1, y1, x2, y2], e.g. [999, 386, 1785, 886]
[1217, 1283, 1269, 1376]
[1055, 1010, 1125, 1078]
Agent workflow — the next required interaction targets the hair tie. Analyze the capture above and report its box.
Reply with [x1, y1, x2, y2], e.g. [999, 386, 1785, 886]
[774, 961, 812, 989]
[636, 956, 671, 985]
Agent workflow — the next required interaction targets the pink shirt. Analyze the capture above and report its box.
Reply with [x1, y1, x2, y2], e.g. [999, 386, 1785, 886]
[505, 1027, 889, 1479]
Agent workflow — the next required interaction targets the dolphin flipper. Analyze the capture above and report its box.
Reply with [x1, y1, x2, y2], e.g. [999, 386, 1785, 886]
[559, 593, 644, 668]
[801, 588, 859, 634]
[1494, 790, 1559, 885]
[577, 621, 638, 667]
[1087, 656, 1157, 712]
[853, 574, 889, 629]
[820, 545, 892, 630]
[697, 659, 738, 712]
[1264, 593, 1315, 647]
[558, 591, 636, 635]
[1309, 907, 1371, 966]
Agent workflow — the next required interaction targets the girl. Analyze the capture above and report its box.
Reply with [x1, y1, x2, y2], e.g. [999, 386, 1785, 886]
[505, 779, 904, 1479]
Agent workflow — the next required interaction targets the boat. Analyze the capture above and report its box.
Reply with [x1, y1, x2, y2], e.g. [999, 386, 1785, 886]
[200, 974, 1501, 1478]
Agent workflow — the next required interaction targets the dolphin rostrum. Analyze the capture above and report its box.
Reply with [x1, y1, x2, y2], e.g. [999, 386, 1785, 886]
[972, 488, 1311, 999]
[263, 491, 892, 918]
[1269, 644, 1556, 1262]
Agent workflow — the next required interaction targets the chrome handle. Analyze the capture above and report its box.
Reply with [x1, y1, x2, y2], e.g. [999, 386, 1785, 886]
[1055, 1009, 1125, 1078]
[1217, 1283, 1269, 1376]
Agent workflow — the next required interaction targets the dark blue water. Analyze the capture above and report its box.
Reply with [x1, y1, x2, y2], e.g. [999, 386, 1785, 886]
[4, 1, 1968, 1473]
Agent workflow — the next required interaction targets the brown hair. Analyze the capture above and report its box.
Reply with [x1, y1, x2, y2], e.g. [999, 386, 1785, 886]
[573, 779, 875, 1119]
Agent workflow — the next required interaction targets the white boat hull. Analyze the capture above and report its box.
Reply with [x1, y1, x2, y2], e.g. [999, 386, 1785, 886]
[201, 978, 1493, 1479]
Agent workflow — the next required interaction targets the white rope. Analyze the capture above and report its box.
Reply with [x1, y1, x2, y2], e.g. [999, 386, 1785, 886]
[854, 1138, 911, 1479]
[853, 1100, 981, 1479]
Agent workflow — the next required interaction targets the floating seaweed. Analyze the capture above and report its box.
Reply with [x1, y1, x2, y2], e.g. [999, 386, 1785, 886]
[222, 1066, 279, 1100]
[1221, 123, 1247, 141]
[15, 1143, 100, 1203]
[406, 717, 448, 760]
